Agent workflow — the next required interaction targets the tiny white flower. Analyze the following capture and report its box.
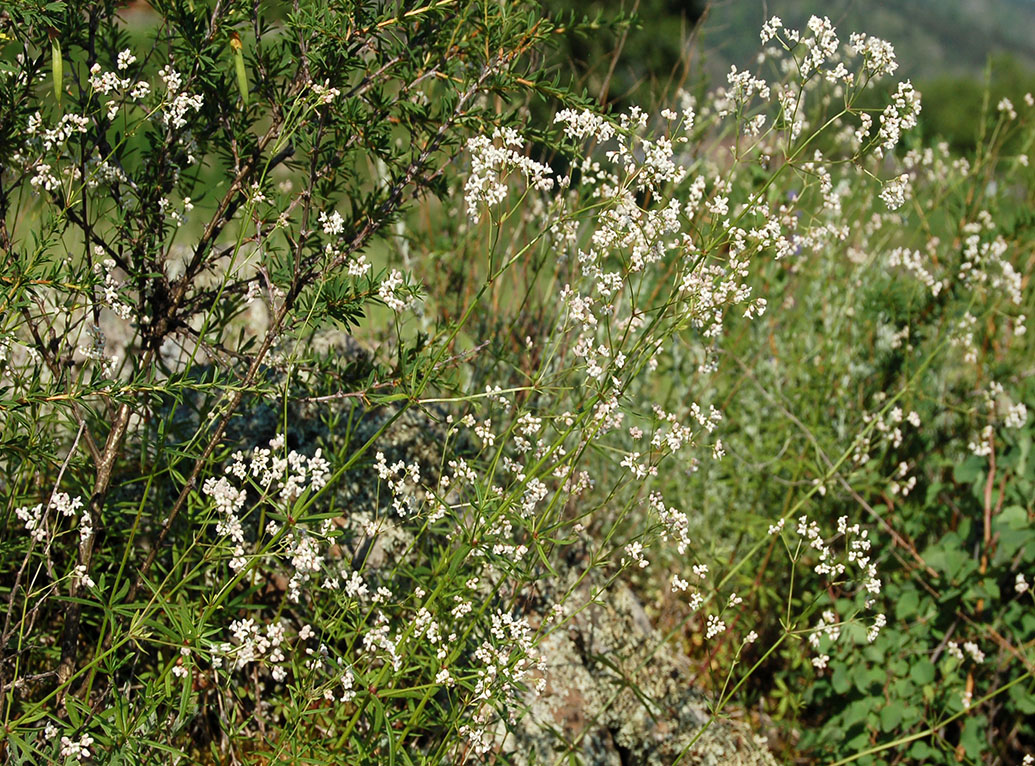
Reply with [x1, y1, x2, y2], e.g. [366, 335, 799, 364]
[1016, 573, 1029, 595]
[117, 49, 137, 70]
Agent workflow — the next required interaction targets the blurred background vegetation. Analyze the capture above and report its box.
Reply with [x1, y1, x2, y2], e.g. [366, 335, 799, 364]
[537, 0, 1035, 152]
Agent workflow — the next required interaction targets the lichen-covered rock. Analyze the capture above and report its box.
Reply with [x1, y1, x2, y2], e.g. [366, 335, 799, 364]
[504, 566, 779, 766]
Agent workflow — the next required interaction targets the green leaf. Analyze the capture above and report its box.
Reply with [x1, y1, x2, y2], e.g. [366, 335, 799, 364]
[843, 699, 871, 726]
[51, 35, 61, 103]
[1008, 681, 1035, 714]
[923, 540, 973, 581]
[855, 666, 884, 694]
[64, 695, 86, 727]
[959, 715, 987, 759]
[953, 455, 984, 485]
[894, 589, 920, 620]
[909, 659, 935, 685]
[534, 540, 558, 576]
[908, 741, 936, 759]
[880, 701, 903, 732]
[831, 663, 852, 694]
[994, 522, 1035, 562]
[998, 505, 1029, 531]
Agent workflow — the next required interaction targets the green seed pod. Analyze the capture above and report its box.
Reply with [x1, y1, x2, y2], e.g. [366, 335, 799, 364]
[231, 32, 248, 106]
[50, 33, 62, 104]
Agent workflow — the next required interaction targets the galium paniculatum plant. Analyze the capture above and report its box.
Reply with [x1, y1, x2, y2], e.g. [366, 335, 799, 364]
[1, 2, 1032, 764]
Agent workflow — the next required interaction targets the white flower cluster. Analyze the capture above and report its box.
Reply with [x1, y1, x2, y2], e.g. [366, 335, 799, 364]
[997, 97, 1017, 121]
[59, 733, 94, 761]
[852, 402, 922, 465]
[377, 269, 418, 313]
[348, 254, 371, 278]
[808, 609, 843, 652]
[460, 610, 545, 754]
[374, 450, 422, 516]
[762, 16, 900, 87]
[158, 65, 204, 129]
[88, 54, 150, 119]
[116, 48, 137, 70]
[848, 32, 899, 77]
[958, 213, 1023, 307]
[646, 492, 692, 554]
[1005, 401, 1028, 430]
[879, 173, 911, 211]
[27, 164, 60, 192]
[443, 21, 934, 700]
[803, 550, 885, 662]
[798, 15, 841, 78]
[29, 146, 79, 192]
[967, 382, 1029, 455]
[14, 491, 87, 544]
[952, 640, 985, 663]
[89, 64, 130, 94]
[760, 15, 784, 44]
[51, 491, 84, 519]
[319, 209, 345, 236]
[886, 245, 944, 296]
[464, 126, 555, 219]
[554, 108, 616, 144]
[793, 514, 881, 607]
[14, 503, 46, 542]
[218, 618, 289, 680]
[875, 81, 921, 158]
[867, 612, 887, 643]
[93, 252, 133, 320]
[1016, 573, 1029, 595]
[39, 113, 90, 153]
[726, 64, 771, 106]
[706, 613, 726, 639]
[203, 435, 330, 571]
[15, 50, 207, 210]
[648, 402, 714, 453]
[887, 460, 917, 498]
[172, 646, 192, 678]
[623, 540, 648, 568]
[236, 433, 331, 500]
[597, 107, 690, 193]
[311, 78, 341, 104]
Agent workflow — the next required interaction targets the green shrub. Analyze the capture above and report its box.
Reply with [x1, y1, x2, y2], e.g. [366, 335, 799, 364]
[1, 4, 1032, 765]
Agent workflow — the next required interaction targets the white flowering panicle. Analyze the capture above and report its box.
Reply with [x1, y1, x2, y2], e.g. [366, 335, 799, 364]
[464, 126, 554, 218]
[202, 435, 331, 575]
[158, 65, 204, 129]
[879, 173, 911, 210]
[377, 269, 418, 312]
[875, 81, 922, 157]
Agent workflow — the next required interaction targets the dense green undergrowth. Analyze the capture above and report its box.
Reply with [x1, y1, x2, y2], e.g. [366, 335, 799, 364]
[0, 1, 1033, 764]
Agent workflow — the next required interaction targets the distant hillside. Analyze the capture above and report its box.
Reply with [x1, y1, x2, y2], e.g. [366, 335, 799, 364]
[539, 0, 1035, 109]
[697, 0, 1035, 81]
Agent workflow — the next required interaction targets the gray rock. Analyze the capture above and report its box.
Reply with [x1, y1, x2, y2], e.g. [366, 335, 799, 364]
[505, 568, 779, 766]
